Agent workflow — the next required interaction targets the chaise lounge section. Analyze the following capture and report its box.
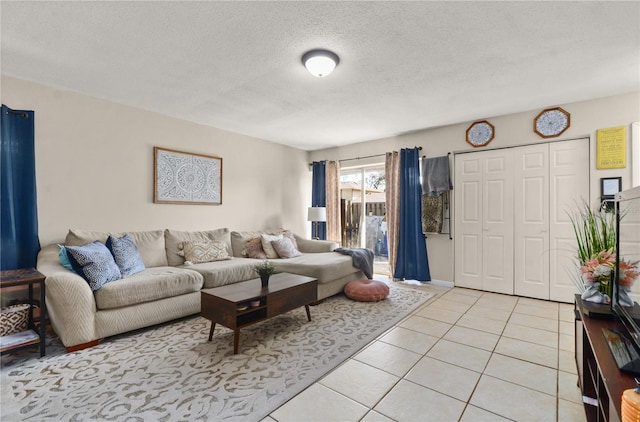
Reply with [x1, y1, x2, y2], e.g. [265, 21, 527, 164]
[37, 228, 364, 351]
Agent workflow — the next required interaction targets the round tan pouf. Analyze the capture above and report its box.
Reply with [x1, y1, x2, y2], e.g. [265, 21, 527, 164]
[344, 279, 390, 302]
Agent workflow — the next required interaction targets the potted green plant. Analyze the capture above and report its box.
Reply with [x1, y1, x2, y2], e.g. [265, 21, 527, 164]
[569, 202, 617, 303]
[254, 260, 275, 288]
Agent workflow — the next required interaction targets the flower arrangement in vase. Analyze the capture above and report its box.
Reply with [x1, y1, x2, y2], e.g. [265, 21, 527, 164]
[254, 260, 275, 288]
[570, 201, 638, 304]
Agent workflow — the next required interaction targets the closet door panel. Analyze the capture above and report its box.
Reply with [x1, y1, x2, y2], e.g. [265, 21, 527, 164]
[454, 155, 483, 289]
[482, 150, 514, 294]
[549, 139, 590, 302]
[514, 145, 549, 299]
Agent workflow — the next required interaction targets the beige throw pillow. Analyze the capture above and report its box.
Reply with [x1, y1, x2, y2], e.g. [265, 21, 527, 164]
[260, 234, 283, 259]
[165, 228, 231, 266]
[182, 240, 231, 264]
[271, 237, 302, 259]
[278, 230, 299, 249]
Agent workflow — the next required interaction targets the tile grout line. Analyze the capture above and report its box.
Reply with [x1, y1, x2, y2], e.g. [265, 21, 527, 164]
[269, 286, 581, 422]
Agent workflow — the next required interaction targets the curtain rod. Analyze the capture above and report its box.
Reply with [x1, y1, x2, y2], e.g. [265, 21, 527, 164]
[422, 152, 452, 159]
[4, 109, 29, 119]
[309, 146, 422, 166]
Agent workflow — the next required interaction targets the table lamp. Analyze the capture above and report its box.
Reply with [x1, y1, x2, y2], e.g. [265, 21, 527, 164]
[307, 207, 326, 240]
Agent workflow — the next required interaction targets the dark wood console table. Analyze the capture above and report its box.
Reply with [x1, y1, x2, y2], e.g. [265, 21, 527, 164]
[575, 295, 636, 422]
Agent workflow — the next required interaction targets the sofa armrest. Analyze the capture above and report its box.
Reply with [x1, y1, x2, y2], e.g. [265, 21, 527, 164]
[294, 234, 339, 253]
[37, 244, 98, 349]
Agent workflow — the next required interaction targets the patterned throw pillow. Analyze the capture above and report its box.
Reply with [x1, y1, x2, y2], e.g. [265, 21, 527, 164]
[271, 237, 302, 259]
[182, 240, 231, 264]
[278, 230, 299, 250]
[0, 304, 30, 336]
[244, 238, 267, 259]
[65, 241, 122, 291]
[106, 234, 146, 278]
[260, 234, 283, 259]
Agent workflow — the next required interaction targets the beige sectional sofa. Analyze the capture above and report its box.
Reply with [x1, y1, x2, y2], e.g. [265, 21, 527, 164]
[37, 228, 364, 351]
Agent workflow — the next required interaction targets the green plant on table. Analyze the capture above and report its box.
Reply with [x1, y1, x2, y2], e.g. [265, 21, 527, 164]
[254, 260, 275, 277]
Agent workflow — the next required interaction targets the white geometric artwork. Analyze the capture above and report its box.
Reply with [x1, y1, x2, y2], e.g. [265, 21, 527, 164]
[154, 147, 222, 205]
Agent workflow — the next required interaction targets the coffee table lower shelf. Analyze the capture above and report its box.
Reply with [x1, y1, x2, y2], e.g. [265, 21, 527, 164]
[201, 273, 317, 354]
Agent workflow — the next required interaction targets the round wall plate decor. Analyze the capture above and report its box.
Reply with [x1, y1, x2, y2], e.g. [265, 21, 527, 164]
[466, 120, 495, 147]
[534, 107, 570, 138]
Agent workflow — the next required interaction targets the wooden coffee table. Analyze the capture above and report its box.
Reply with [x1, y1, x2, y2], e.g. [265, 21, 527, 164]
[201, 272, 318, 354]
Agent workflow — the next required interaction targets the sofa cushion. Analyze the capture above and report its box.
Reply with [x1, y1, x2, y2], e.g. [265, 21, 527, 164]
[292, 235, 339, 253]
[185, 258, 258, 288]
[271, 252, 359, 284]
[106, 234, 146, 277]
[230, 231, 265, 257]
[181, 240, 231, 264]
[65, 241, 122, 291]
[65, 229, 109, 246]
[65, 229, 168, 268]
[126, 230, 168, 268]
[165, 228, 231, 266]
[94, 267, 204, 310]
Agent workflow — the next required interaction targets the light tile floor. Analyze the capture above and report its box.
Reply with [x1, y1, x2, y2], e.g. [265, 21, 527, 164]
[265, 283, 587, 422]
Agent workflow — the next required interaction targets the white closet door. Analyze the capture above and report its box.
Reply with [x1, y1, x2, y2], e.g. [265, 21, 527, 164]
[482, 149, 514, 294]
[454, 153, 483, 289]
[513, 144, 549, 300]
[549, 138, 590, 302]
[514, 144, 550, 299]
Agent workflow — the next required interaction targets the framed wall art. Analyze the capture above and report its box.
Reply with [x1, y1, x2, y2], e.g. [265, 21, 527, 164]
[596, 125, 626, 169]
[533, 107, 570, 138]
[466, 120, 495, 147]
[154, 147, 222, 205]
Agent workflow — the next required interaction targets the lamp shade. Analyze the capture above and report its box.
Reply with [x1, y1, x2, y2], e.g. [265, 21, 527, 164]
[302, 49, 339, 78]
[307, 207, 327, 222]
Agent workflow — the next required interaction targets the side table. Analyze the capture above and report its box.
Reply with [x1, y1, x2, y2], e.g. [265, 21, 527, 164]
[0, 268, 46, 357]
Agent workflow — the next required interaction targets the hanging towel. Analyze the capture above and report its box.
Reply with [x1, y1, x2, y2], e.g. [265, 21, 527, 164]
[422, 194, 444, 234]
[421, 156, 452, 196]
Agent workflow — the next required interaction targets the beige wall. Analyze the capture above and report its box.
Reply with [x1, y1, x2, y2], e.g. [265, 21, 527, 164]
[1, 76, 312, 245]
[310, 92, 640, 282]
[3, 75, 637, 283]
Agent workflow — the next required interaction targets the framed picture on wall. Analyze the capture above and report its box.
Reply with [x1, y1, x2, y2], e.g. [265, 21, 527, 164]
[154, 147, 222, 205]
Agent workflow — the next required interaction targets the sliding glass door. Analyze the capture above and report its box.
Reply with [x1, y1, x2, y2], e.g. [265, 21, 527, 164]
[339, 165, 389, 275]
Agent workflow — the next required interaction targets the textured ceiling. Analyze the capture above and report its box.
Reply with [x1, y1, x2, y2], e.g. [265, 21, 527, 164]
[1, 1, 639, 151]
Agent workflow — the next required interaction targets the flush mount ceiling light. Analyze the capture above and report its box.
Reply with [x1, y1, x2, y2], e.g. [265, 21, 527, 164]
[302, 49, 340, 77]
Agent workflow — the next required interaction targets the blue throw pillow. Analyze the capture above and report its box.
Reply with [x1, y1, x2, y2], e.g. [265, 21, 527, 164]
[65, 241, 122, 291]
[106, 234, 145, 278]
[57, 245, 74, 271]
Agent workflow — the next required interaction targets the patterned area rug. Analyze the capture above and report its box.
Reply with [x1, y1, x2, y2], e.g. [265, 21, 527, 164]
[1, 283, 432, 421]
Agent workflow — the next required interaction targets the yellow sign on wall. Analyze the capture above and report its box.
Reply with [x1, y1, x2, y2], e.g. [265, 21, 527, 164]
[596, 126, 626, 169]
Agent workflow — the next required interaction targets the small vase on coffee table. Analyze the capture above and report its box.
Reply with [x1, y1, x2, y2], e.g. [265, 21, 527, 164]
[260, 274, 270, 288]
